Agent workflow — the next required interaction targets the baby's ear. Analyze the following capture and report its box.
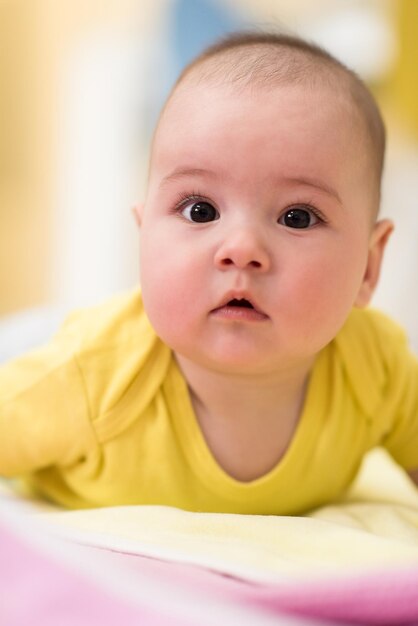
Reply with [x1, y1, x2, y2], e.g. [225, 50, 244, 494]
[131, 203, 144, 228]
[354, 218, 394, 308]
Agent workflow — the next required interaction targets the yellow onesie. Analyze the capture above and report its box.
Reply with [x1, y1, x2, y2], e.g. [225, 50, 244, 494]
[0, 289, 417, 513]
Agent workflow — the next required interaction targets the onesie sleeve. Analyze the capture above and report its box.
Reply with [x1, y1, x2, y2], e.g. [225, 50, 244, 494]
[373, 313, 418, 471]
[0, 315, 95, 477]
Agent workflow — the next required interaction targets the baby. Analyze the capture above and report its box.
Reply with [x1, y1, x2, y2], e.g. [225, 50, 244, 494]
[1, 31, 418, 513]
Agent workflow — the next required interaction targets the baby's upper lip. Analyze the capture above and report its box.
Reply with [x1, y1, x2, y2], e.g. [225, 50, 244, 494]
[212, 290, 268, 316]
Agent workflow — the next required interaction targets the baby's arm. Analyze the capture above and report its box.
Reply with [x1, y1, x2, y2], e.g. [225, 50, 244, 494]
[361, 309, 418, 485]
[0, 336, 90, 477]
[385, 353, 418, 484]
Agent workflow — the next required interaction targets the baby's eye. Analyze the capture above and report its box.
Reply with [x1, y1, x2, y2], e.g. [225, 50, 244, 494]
[181, 201, 219, 223]
[278, 206, 320, 229]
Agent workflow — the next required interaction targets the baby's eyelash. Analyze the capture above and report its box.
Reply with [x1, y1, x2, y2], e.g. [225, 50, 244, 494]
[172, 190, 209, 212]
[286, 201, 328, 224]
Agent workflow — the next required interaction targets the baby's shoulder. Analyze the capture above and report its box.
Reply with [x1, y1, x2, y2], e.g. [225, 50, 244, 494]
[337, 307, 409, 359]
[51, 289, 169, 428]
[55, 288, 155, 352]
[332, 308, 413, 418]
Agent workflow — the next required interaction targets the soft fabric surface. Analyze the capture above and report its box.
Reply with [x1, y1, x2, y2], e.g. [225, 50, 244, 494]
[0, 497, 313, 626]
[1, 448, 418, 625]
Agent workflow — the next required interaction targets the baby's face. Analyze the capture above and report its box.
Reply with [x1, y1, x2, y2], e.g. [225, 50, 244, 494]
[138, 81, 379, 375]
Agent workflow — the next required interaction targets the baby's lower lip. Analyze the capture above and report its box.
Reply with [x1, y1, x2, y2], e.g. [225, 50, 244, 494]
[210, 305, 269, 322]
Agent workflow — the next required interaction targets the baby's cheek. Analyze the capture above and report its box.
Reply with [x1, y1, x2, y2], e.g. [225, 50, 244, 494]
[280, 256, 357, 329]
[141, 267, 195, 347]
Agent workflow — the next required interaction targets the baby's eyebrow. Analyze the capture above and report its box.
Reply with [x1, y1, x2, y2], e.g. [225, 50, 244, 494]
[282, 176, 342, 204]
[159, 167, 342, 205]
[159, 167, 217, 188]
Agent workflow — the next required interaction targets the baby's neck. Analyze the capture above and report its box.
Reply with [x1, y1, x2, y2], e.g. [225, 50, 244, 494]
[174, 354, 315, 481]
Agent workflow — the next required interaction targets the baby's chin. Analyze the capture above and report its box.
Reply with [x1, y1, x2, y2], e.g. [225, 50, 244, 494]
[174, 352, 276, 380]
[171, 339, 316, 380]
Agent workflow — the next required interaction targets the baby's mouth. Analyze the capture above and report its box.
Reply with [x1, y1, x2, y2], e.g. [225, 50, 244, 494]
[211, 295, 269, 321]
[227, 298, 254, 309]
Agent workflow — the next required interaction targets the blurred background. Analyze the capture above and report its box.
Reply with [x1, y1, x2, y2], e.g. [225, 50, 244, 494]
[1, 0, 417, 352]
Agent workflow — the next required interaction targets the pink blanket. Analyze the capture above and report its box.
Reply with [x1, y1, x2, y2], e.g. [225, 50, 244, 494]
[2, 505, 418, 626]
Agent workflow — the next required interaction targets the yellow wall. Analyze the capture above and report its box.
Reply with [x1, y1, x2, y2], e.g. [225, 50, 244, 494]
[0, 0, 164, 315]
[0, 1, 53, 314]
[393, 0, 418, 138]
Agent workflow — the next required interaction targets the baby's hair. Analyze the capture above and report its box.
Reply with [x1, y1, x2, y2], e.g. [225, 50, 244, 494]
[162, 30, 386, 211]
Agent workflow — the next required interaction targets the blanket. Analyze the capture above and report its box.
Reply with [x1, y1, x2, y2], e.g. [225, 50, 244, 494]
[1, 448, 418, 626]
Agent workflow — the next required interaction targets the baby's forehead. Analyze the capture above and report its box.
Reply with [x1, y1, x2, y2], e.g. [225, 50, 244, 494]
[156, 60, 379, 185]
[150, 82, 369, 206]
[159, 45, 381, 149]
[153, 76, 364, 155]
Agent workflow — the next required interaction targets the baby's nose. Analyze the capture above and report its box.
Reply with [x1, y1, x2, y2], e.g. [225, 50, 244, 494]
[214, 229, 270, 272]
